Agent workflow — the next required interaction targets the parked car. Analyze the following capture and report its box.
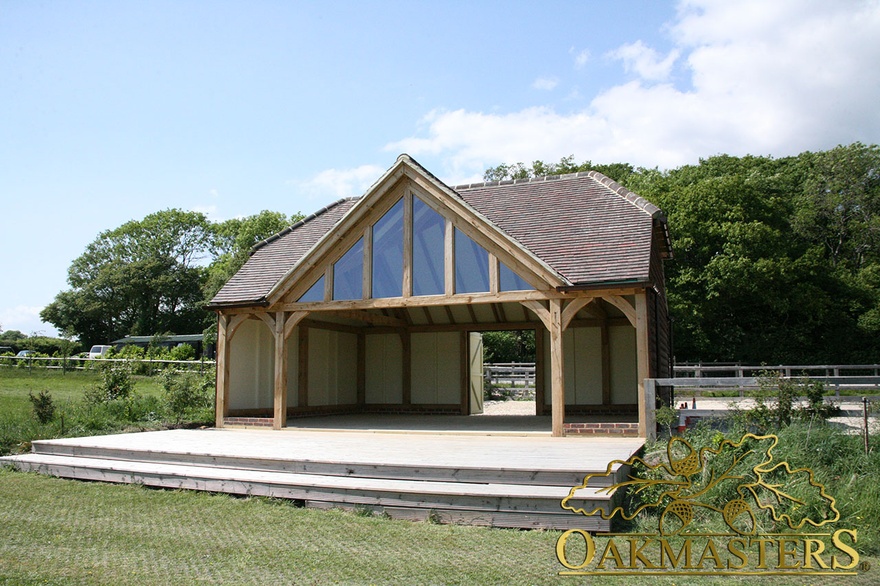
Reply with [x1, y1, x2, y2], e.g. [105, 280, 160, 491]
[0, 346, 13, 355]
[88, 345, 113, 359]
[16, 350, 34, 357]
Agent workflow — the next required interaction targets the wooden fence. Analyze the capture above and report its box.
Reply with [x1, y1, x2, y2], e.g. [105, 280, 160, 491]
[0, 355, 216, 374]
[483, 363, 536, 397]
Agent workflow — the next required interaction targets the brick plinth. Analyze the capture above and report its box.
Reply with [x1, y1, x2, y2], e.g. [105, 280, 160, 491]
[563, 422, 639, 437]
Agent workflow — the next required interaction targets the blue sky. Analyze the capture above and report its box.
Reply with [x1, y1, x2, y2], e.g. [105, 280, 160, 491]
[3, 0, 880, 338]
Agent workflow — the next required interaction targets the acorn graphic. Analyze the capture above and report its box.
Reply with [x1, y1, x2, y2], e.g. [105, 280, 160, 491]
[667, 437, 701, 477]
[660, 500, 694, 535]
[722, 498, 756, 535]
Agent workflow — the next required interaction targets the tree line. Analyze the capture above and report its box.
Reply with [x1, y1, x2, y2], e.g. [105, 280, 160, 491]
[485, 143, 880, 364]
[41, 142, 880, 365]
[41, 210, 303, 348]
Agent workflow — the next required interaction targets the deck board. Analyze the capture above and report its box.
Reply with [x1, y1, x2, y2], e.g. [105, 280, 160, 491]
[2, 427, 643, 530]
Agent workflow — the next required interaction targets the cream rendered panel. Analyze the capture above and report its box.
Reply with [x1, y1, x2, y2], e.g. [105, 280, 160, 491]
[609, 325, 638, 404]
[309, 328, 331, 406]
[543, 332, 552, 406]
[228, 319, 274, 410]
[559, 328, 603, 405]
[411, 332, 460, 404]
[365, 333, 403, 404]
[308, 329, 357, 406]
[335, 331, 358, 404]
[572, 327, 603, 404]
[286, 328, 299, 407]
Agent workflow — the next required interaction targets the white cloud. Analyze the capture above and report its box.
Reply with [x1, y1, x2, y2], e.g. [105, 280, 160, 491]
[0, 305, 55, 337]
[571, 47, 590, 69]
[387, 0, 880, 173]
[291, 164, 386, 201]
[532, 77, 559, 91]
[607, 40, 680, 82]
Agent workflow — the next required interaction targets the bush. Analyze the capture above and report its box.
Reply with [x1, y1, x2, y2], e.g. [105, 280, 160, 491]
[161, 370, 213, 423]
[28, 390, 56, 424]
[85, 363, 133, 404]
[168, 343, 196, 361]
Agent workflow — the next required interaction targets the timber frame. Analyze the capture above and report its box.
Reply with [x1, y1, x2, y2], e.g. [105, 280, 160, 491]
[208, 155, 672, 438]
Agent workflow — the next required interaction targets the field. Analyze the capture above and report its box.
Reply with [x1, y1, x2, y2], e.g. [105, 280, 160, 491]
[1, 369, 878, 584]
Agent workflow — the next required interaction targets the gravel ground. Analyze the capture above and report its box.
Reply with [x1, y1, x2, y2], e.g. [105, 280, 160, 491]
[479, 400, 536, 416]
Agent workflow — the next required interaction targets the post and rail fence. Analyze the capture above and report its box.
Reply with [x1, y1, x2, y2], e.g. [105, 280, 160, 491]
[0, 354, 216, 375]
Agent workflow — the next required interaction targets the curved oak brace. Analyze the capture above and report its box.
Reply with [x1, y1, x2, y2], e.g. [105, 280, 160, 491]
[520, 300, 551, 331]
[226, 314, 250, 342]
[561, 297, 594, 330]
[605, 295, 637, 327]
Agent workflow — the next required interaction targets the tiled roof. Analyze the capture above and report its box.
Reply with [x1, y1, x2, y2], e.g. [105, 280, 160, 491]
[208, 198, 359, 307]
[454, 171, 663, 287]
[208, 159, 668, 307]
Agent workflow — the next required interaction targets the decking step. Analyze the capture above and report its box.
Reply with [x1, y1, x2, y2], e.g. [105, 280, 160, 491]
[29, 435, 632, 488]
[4, 453, 614, 530]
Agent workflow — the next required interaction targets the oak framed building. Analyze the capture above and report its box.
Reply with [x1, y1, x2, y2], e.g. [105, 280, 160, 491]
[207, 155, 672, 438]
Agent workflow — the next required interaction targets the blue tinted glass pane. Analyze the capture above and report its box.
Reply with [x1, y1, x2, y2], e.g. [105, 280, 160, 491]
[372, 199, 404, 298]
[412, 197, 445, 296]
[333, 238, 364, 300]
[499, 262, 533, 291]
[455, 228, 490, 293]
[297, 276, 325, 302]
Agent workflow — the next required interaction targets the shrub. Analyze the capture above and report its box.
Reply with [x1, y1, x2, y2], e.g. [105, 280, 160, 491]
[28, 390, 56, 424]
[161, 370, 213, 423]
[168, 343, 196, 362]
[85, 363, 133, 404]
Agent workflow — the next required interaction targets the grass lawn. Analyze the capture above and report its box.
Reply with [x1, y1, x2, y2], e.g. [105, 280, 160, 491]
[1, 370, 878, 584]
[0, 469, 876, 586]
[0, 368, 163, 417]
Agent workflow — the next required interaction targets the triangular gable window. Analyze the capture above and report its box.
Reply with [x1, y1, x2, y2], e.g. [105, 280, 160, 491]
[412, 197, 444, 296]
[302, 190, 541, 304]
[455, 228, 489, 293]
[298, 276, 325, 302]
[372, 199, 404, 298]
[499, 261, 534, 292]
[333, 237, 364, 300]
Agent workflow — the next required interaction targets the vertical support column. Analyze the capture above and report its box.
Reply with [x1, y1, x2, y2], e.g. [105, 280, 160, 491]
[273, 311, 287, 430]
[635, 292, 652, 439]
[549, 298, 565, 437]
[215, 314, 230, 428]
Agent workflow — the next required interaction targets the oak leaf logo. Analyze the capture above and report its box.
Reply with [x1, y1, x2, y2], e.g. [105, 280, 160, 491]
[561, 434, 840, 535]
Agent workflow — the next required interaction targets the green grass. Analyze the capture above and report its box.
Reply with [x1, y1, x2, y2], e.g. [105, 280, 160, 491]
[0, 368, 201, 456]
[1, 370, 878, 584]
[0, 468, 875, 585]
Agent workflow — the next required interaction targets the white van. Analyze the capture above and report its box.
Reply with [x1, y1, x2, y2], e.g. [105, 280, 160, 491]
[88, 345, 113, 359]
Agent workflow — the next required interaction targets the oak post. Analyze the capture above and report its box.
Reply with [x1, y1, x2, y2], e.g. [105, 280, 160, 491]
[635, 291, 652, 438]
[215, 314, 230, 428]
[549, 298, 565, 437]
[273, 311, 287, 430]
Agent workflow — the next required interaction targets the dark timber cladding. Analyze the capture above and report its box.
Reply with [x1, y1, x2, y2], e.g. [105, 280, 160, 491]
[207, 154, 673, 438]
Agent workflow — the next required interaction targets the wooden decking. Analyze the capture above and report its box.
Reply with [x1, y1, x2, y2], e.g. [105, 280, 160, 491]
[1, 424, 643, 530]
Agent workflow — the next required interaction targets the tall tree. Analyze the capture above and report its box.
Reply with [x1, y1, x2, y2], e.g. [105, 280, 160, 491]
[203, 210, 304, 301]
[42, 209, 214, 345]
[484, 146, 880, 364]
